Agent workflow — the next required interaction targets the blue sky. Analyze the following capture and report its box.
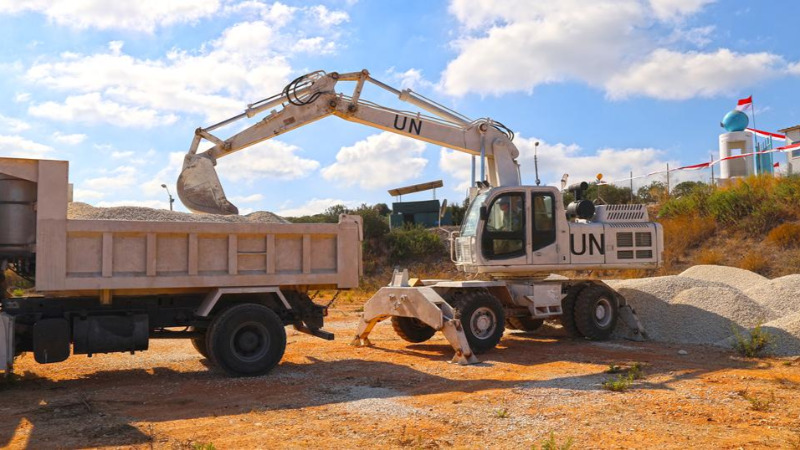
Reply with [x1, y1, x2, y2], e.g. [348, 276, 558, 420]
[0, 0, 798, 215]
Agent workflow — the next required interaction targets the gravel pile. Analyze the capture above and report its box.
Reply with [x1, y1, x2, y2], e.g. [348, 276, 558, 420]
[609, 265, 800, 355]
[762, 312, 800, 356]
[743, 274, 800, 316]
[678, 265, 767, 292]
[68, 202, 289, 224]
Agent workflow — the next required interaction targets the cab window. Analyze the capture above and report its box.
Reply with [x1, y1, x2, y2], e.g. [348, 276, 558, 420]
[482, 193, 525, 259]
[532, 193, 556, 251]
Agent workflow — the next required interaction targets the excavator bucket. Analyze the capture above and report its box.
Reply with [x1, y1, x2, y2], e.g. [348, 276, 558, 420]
[177, 154, 239, 215]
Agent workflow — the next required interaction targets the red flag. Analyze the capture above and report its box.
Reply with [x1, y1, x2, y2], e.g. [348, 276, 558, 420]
[774, 162, 780, 168]
[736, 96, 752, 111]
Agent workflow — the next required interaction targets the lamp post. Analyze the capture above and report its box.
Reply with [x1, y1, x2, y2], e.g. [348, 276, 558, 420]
[161, 184, 175, 211]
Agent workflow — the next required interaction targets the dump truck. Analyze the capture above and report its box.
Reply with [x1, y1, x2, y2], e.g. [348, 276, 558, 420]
[0, 157, 363, 376]
[176, 69, 663, 364]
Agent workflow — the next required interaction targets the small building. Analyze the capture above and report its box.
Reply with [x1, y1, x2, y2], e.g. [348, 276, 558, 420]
[779, 125, 800, 175]
[388, 180, 452, 229]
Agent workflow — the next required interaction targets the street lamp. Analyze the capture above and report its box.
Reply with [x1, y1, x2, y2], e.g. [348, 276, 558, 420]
[161, 184, 175, 211]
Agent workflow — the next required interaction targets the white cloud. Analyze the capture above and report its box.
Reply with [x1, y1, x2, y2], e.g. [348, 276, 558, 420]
[216, 140, 320, 182]
[309, 5, 349, 28]
[278, 198, 360, 217]
[648, 0, 715, 21]
[29, 93, 179, 128]
[605, 49, 783, 100]
[20, 7, 351, 124]
[0, 134, 54, 158]
[73, 188, 105, 201]
[0, 0, 220, 32]
[292, 37, 337, 54]
[140, 152, 185, 198]
[441, 0, 792, 102]
[664, 26, 715, 47]
[52, 131, 87, 145]
[111, 151, 135, 159]
[229, 193, 264, 204]
[440, 135, 681, 192]
[0, 114, 30, 133]
[442, 0, 647, 96]
[83, 166, 139, 191]
[14, 93, 30, 103]
[386, 68, 435, 91]
[321, 132, 428, 189]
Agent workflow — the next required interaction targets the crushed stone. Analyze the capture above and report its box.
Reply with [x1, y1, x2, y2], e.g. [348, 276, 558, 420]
[68, 202, 289, 224]
[678, 265, 767, 292]
[761, 311, 800, 357]
[608, 265, 799, 355]
[743, 274, 800, 316]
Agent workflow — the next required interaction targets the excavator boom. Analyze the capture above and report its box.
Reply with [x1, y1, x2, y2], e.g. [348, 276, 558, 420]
[176, 69, 520, 215]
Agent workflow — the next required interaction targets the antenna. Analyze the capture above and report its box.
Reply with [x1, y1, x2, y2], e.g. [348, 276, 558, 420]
[534, 141, 541, 186]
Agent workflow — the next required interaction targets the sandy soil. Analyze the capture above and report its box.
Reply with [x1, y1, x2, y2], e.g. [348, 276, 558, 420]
[2, 306, 799, 449]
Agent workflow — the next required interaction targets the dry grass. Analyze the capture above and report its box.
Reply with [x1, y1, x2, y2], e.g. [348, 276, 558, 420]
[694, 249, 724, 265]
[739, 251, 770, 275]
[766, 223, 800, 249]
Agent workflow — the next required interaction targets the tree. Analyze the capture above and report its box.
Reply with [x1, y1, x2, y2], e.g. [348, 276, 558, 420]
[672, 181, 706, 198]
[637, 181, 667, 204]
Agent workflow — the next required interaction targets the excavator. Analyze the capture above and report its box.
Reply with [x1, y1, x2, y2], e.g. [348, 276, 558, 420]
[177, 69, 663, 364]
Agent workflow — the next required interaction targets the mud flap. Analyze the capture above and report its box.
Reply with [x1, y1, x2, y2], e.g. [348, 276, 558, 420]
[351, 283, 479, 365]
[0, 313, 14, 374]
[618, 305, 648, 341]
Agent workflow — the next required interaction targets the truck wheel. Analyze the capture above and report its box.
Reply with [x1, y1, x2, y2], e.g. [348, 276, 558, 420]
[391, 317, 436, 343]
[452, 290, 505, 353]
[506, 317, 544, 332]
[205, 303, 286, 377]
[573, 285, 618, 340]
[190, 327, 208, 359]
[560, 285, 584, 338]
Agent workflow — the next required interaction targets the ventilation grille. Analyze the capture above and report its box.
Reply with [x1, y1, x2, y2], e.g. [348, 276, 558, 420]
[595, 204, 649, 223]
[616, 230, 654, 261]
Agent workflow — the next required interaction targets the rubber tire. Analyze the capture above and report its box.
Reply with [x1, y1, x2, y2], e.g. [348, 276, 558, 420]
[573, 285, 619, 340]
[205, 303, 287, 377]
[391, 317, 437, 343]
[506, 317, 544, 332]
[451, 290, 505, 354]
[190, 327, 209, 359]
[560, 284, 585, 337]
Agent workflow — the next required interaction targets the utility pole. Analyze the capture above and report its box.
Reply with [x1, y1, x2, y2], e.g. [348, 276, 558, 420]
[161, 184, 175, 211]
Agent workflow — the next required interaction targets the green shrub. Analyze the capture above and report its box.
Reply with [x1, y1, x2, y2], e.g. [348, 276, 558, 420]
[386, 226, 445, 263]
[732, 323, 775, 357]
[536, 432, 574, 450]
[602, 373, 633, 392]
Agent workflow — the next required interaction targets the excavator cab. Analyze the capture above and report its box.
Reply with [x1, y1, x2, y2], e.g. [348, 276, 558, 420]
[452, 186, 566, 274]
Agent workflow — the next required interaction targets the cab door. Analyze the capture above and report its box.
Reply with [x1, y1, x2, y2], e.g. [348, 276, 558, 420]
[529, 190, 559, 265]
[479, 191, 528, 266]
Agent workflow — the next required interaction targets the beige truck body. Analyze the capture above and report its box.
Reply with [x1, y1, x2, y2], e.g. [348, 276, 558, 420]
[1, 157, 362, 297]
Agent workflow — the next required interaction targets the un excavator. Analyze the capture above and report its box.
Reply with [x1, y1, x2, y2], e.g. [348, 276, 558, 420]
[177, 69, 663, 364]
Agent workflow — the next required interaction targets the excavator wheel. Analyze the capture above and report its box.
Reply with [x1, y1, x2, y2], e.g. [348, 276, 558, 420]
[560, 284, 586, 338]
[506, 317, 544, 332]
[451, 290, 505, 353]
[391, 317, 436, 343]
[573, 285, 619, 340]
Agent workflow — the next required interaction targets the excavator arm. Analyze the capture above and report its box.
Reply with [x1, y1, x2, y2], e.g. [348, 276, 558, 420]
[177, 69, 521, 214]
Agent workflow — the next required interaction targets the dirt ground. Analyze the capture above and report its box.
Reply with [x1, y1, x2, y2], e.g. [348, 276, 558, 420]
[2, 305, 799, 450]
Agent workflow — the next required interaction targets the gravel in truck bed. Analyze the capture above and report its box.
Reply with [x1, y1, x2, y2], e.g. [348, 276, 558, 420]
[67, 202, 290, 224]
